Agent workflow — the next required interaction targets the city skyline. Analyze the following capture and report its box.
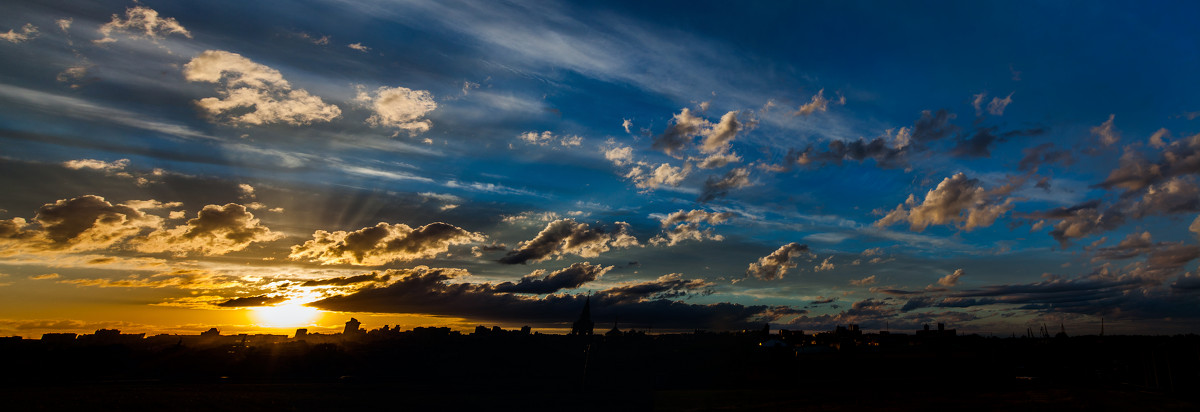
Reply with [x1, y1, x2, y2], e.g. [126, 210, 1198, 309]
[4, 1, 1200, 338]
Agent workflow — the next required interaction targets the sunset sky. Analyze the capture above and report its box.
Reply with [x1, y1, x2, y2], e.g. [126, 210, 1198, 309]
[3, 0, 1200, 337]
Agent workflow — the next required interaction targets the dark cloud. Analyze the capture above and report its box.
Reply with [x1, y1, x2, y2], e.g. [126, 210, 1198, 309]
[216, 295, 286, 307]
[910, 109, 958, 143]
[600, 273, 713, 304]
[652, 108, 707, 156]
[310, 267, 792, 330]
[698, 167, 751, 202]
[1098, 133, 1200, 192]
[0, 195, 164, 253]
[1026, 200, 1125, 247]
[788, 137, 910, 169]
[494, 262, 611, 294]
[499, 219, 638, 264]
[300, 272, 391, 287]
[290, 222, 485, 265]
[1018, 142, 1074, 172]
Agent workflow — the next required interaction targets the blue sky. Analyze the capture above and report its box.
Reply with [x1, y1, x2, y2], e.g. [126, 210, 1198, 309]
[2, 0, 1199, 336]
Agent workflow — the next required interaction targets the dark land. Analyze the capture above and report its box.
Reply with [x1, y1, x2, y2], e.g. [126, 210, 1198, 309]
[2, 322, 1198, 411]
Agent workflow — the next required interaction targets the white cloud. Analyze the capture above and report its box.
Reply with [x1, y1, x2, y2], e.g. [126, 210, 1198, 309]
[184, 50, 342, 126]
[358, 85, 437, 134]
[63, 159, 129, 172]
[0, 23, 38, 43]
[987, 92, 1013, 116]
[348, 42, 371, 52]
[1091, 114, 1120, 146]
[95, 6, 191, 44]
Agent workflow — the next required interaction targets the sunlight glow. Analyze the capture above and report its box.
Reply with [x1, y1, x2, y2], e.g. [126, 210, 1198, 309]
[252, 303, 321, 328]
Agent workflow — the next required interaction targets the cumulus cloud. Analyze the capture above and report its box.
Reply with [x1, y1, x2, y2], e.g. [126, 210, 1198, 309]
[95, 6, 191, 44]
[1026, 200, 1125, 247]
[1091, 114, 1120, 146]
[1099, 132, 1200, 193]
[347, 42, 370, 52]
[300, 272, 392, 287]
[499, 219, 638, 264]
[0, 195, 163, 253]
[494, 262, 611, 294]
[813, 256, 835, 272]
[184, 50, 341, 126]
[698, 167, 752, 202]
[1126, 176, 1200, 218]
[937, 269, 966, 287]
[627, 162, 691, 190]
[652, 108, 745, 156]
[604, 145, 635, 166]
[134, 203, 282, 256]
[746, 242, 811, 281]
[875, 173, 1017, 232]
[622, 118, 633, 133]
[216, 295, 287, 308]
[290, 222, 485, 266]
[0, 23, 38, 44]
[357, 85, 437, 134]
[649, 209, 733, 246]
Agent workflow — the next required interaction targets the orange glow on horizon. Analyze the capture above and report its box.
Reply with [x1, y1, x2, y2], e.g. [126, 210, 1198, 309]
[251, 303, 321, 328]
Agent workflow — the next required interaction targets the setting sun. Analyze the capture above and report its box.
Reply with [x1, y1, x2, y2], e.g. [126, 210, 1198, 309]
[252, 304, 321, 328]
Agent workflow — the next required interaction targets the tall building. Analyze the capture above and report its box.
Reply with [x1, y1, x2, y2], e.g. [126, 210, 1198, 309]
[571, 297, 594, 336]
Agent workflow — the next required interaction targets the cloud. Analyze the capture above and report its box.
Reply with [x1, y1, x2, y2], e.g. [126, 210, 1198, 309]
[216, 295, 287, 308]
[499, 219, 638, 264]
[699, 167, 752, 202]
[971, 92, 987, 116]
[290, 222, 485, 266]
[910, 109, 958, 143]
[699, 111, 741, 153]
[348, 42, 370, 52]
[875, 172, 1017, 232]
[184, 50, 342, 126]
[30, 273, 60, 280]
[133, 203, 282, 256]
[1091, 114, 1120, 146]
[937, 269, 966, 287]
[1126, 176, 1200, 218]
[60, 269, 249, 290]
[0, 195, 162, 253]
[604, 145, 634, 166]
[813, 256, 835, 272]
[357, 85, 437, 134]
[494, 262, 612, 294]
[1026, 200, 1125, 247]
[95, 6, 191, 44]
[0, 23, 38, 44]
[649, 209, 734, 246]
[63, 158, 129, 172]
[652, 108, 746, 157]
[987, 93, 1013, 116]
[1100, 133, 1200, 195]
[695, 152, 742, 169]
[518, 131, 582, 147]
[311, 267, 780, 330]
[622, 119, 633, 133]
[627, 162, 691, 190]
[850, 275, 877, 286]
[300, 272, 392, 287]
[746, 242, 811, 280]
[1018, 143, 1074, 172]
[794, 89, 841, 116]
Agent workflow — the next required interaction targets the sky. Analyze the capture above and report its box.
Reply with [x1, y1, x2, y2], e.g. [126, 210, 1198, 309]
[2, 0, 1200, 337]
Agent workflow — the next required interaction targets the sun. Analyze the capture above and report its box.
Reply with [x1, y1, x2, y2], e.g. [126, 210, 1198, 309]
[252, 303, 320, 328]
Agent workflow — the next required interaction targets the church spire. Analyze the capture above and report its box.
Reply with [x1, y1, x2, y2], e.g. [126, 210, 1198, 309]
[571, 297, 594, 336]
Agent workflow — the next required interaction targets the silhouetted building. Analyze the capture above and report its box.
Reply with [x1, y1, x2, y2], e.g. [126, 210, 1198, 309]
[916, 323, 956, 338]
[571, 297, 594, 336]
[343, 318, 363, 335]
[295, 328, 308, 338]
[40, 333, 76, 344]
[201, 327, 220, 337]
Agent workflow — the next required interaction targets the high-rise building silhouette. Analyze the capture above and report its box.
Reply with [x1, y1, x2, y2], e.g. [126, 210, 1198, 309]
[571, 297, 594, 336]
[344, 318, 362, 335]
